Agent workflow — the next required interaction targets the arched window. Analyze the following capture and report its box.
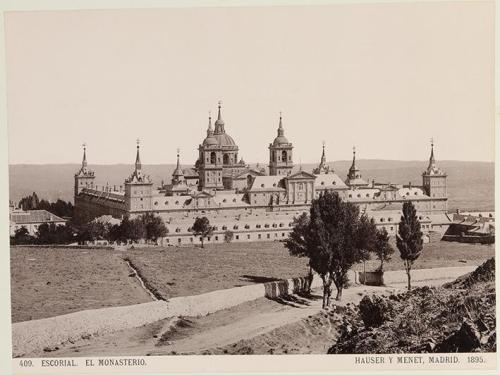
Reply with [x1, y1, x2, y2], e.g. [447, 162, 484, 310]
[282, 150, 287, 163]
[210, 152, 216, 164]
[223, 154, 230, 165]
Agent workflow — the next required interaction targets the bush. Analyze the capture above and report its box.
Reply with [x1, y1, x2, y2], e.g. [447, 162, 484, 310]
[224, 230, 234, 243]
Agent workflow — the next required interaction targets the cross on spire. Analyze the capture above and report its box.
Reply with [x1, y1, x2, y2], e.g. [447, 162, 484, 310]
[81, 142, 87, 168]
[135, 138, 142, 171]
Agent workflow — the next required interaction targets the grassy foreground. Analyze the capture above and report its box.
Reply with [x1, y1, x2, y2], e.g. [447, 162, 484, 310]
[10, 239, 495, 322]
[10, 247, 152, 323]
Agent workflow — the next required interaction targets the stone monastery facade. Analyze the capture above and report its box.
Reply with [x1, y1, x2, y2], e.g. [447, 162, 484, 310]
[74, 102, 451, 245]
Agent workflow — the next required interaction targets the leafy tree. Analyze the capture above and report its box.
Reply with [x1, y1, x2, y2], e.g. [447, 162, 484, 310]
[396, 201, 424, 290]
[285, 192, 365, 307]
[356, 214, 377, 277]
[18, 193, 74, 218]
[192, 216, 213, 248]
[374, 227, 394, 272]
[36, 223, 57, 244]
[107, 223, 124, 243]
[11, 226, 35, 245]
[224, 230, 234, 243]
[284, 213, 315, 293]
[122, 216, 146, 243]
[54, 224, 77, 244]
[38, 199, 74, 218]
[78, 221, 109, 243]
[141, 213, 168, 243]
[18, 192, 40, 211]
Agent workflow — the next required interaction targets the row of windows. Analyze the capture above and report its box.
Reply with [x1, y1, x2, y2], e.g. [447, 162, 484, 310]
[173, 222, 293, 233]
[166, 231, 288, 244]
[379, 215, 425, 223]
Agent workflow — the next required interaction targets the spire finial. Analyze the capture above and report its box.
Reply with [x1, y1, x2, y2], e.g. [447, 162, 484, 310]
[81, 142, 87, 168]
[321, 141, 326, 163]
[277, 111, 285, 136]
[427, 137, 436, 172]
[135, 138, 141, 171]
[207, 110, 213, 135]
[217, 100, 222, 120]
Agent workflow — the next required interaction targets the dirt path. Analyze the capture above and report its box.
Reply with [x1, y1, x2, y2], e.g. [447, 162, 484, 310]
[46, 266, 472, 357]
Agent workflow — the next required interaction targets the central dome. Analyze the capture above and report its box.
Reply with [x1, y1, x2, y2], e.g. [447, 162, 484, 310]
[213, 133, 236, 147]
[203, 135, 218, 146]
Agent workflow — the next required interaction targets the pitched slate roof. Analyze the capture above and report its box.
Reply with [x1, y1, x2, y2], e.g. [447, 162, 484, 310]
[314, 173, 347, 189]
[10, 210, 66, 224]
[248, 175, 286, 191]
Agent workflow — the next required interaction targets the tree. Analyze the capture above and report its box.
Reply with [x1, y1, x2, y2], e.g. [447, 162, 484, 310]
[19, 192, 40, 211]
[285, 192, 365, 307]
[78, 221, 109, 243]
[284, 213, 314, 294]
[192, 216, 213, 248]
[374, 227, 394, 272]
[396, 201, 424, 290]
[18, 193, 74, 219]
[11, 226, 35, 245]
[127, 217, 146, 243]
[141, 213, 168, 243]
[224, 230, 234, 243]
[36, 223, 57, 244]
[107, 223, 124, 243]
[356, 214, 377, 278]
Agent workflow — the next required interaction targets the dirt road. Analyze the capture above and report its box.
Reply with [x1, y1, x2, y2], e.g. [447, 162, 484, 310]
[44, 266, 473, 357]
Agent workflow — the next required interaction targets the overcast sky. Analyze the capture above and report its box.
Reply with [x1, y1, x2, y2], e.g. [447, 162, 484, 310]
[5, 1, 494, 165]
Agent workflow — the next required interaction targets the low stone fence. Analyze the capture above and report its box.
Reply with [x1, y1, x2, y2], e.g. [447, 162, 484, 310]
[358, 271, 385, 286]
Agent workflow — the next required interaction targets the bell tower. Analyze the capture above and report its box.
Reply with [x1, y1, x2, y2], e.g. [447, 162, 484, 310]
[422, 139, 447, 211]
[124, 139, 153, 213]
[74, 143, 95, 198]
[269, 112, 293, 176]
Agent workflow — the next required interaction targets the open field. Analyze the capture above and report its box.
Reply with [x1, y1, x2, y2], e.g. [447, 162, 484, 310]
[352, 239, 495, 272]
[10, 247, 152, 323]
[127, 240, 494, 299]
[125, 242, 310, 299]
[11, 240, 495, 323]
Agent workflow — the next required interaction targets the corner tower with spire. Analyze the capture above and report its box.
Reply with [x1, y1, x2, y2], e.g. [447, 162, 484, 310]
[74, 143, 95, 198]
[268, 112, 294, 176]
[345, 146, 368, 187]
[422, 139, 447, 211]
[313, 141, 332, 175]
[124, 139, 153, 212]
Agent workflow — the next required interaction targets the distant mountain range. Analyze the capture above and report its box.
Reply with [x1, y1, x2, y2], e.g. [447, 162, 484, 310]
[9, 160, 494, 212]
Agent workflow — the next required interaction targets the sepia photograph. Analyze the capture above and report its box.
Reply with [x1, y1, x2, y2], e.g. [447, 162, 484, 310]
[2, 0, 496, 373]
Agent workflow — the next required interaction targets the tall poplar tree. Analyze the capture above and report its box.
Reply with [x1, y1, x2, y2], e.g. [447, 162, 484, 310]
[396, 201, 424, 290]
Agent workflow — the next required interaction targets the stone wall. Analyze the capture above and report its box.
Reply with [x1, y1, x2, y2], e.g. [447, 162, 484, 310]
[12, 273, 322, 357]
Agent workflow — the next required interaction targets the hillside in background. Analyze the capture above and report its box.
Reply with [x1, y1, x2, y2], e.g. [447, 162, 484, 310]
[9, 160, 494, 212]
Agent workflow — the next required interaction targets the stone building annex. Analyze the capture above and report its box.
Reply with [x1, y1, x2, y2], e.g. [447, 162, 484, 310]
[74, 102, 451, 244]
